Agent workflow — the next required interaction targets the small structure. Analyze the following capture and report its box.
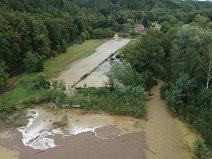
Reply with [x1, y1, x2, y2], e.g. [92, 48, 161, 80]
[134, 24, 145, 32]
[152, 23, 161, 31]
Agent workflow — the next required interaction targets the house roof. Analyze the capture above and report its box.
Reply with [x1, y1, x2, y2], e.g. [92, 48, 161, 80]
[134, 24, 145, 31]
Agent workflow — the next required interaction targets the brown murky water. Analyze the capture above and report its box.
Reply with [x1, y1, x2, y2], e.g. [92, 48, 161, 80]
[144, 83, 196, 159]
[0, 85, 196, 159]
[17, 107, 145, 149]
[0, 146, 18, 159]
[0, 107, 146, 159]
[75, 60, 112, 88]
[57, 37, 131, 87]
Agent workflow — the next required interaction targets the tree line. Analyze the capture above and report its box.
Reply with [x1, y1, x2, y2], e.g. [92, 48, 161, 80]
[123, 23, 212, 151]
[0, 0, 211, 88]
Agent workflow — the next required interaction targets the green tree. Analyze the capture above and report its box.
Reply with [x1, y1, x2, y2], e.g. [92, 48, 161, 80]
[167, 74, 196, 113]
[199, 44, 212, 89]
[23, 52, 44, 72]
[0, 60, 8, 90]
[193, 14, 210, 28]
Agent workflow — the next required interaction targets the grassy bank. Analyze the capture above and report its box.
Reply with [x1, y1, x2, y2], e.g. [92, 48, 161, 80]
[0, 39, 106, 120]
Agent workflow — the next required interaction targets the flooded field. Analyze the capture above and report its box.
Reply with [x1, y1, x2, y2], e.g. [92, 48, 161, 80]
[57, 37, 130, 87]
[75, 60, 112, 87]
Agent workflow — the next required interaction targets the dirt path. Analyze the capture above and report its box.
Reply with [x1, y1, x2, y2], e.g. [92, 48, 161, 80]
[144, 83, 195, 159]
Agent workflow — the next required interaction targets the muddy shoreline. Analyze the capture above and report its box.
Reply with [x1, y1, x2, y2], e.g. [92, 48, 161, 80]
[0, 108, 147, 159]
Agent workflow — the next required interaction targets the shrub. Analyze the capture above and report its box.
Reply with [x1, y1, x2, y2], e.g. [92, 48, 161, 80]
[92, 28, 114, 39]
[0, 60, 8, 90]
[24, 52, 44, 72]
[160, 83, 171, 99]
[33, 74, 50, 89]
[167, 74, 196, 113]
[193, 136, 211, 159]
[51, 80, 66, 90]
[53, 114, 68, 128]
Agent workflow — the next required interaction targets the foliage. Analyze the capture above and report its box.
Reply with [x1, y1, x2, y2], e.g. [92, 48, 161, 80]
[123, 24, 212, 149]
[92, 28, 114, 39]
[32, 74, 50, 89]
[193, 136, 211, 159]
[167, 74, 197, 113]
[53, 114, 68, 128]
[24, 52, 44, 72]
[76, 86, 146, 118]
[126, 30, 166, 77]
[160, 83, 171, 99]
[0, 60, 8, 90]
[51, 80, 66, 90]
[0, 0, 212, 72]
[106, 63, 144, 87]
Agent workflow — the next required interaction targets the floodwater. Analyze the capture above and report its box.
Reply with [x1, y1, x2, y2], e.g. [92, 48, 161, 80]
[0, 107, 147, 159]
[144, 82, 196, 159]
[75, 60, 112, 87]
[0, 146, 18, 159]
[57, 37, 131, 87]
[0, 85, 196, 159]
[17, 107, 145, 150]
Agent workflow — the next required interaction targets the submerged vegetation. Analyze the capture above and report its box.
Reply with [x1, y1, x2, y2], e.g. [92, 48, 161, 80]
[53, 114, 68, 128]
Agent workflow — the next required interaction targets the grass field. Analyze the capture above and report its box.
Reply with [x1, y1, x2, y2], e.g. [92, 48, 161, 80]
[0, 39, 107, 117]
[45, 39, 107, 77]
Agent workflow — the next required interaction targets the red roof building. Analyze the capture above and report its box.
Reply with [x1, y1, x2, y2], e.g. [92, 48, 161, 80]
[134, 24, 145, 32]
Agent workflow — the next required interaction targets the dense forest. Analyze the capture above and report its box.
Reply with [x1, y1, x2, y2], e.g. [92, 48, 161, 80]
[0, 0, 212, 157]
[0, 0, 212, 88]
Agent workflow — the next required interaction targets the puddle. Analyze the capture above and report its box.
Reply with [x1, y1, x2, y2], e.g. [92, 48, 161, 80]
[0, 146, 18, 159]
[17, 108, 144, 150]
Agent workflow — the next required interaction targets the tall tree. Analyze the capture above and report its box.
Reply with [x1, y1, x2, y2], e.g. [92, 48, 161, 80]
[199, 44, 212, 89]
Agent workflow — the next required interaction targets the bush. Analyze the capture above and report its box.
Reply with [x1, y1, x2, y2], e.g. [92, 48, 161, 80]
[0, 60, 8, 90]
[160, 83, 171, 99]
[106, 63, 144, 88]
[33, 74, 50, 89]
[92, 28, 114, 39]
[167, 74, 196, 113]
[51, 80, 66, 90]
[53, 114, 68, 128]
[76, 86, 146, 118]
[193, 136, 211, 159]
[24, 52, 44, 72]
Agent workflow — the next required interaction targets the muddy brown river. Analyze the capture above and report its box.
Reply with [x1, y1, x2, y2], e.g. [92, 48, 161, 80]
[0, 39, 196, 159]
